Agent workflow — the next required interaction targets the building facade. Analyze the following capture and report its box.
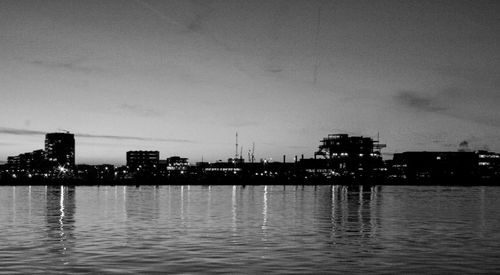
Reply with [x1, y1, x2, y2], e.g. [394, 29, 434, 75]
[126, 151, 160, 170]
[45, 132, 75, 169]
[389, 151, 478, 181]
[313, 134, 386, 177]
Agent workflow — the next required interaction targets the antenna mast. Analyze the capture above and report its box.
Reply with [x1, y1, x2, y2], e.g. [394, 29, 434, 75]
[235, 132, 238, 159]
[251, 142, 255, 163]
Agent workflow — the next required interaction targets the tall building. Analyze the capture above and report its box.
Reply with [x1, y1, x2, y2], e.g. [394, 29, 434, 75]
[126, 151, 159, 170]
[45, 132, 75, 169]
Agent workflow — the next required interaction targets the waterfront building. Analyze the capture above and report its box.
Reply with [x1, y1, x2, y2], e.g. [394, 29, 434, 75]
[126, 151, 159, 170]
[164, 156, 189, 174]
[477, 151, 500, 179]
[6, 155, 21, 171]
[313, 134, 386, 177]
[390, 151, 478, 181]
[45, 132, 75, 169]
[96, 164, 115, 180]
[166, 156, 189, 166]
[5, 149, 46, 177]
[26, 149, 46, 172]
[76, 164, 98, 180]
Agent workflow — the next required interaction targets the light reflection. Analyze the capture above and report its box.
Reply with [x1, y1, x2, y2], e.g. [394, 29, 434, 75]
[232, 185, 236, 232]
[262, 186, 268, 231]
[44, 185, 76, 265]
[359, 185, 363, 233]
[123, 186, 127, 220]
[187, 185, 190, 214]
[104, 186, 109, 217]
[328, 185, 379, 240]
[11, 186, 16, 223]
[181, 186, 185, 222]
[59, 186, 65, 242]
[480, 186, 485, 236]
[331, 185, 336, 225]
[370, 186, 378, 234]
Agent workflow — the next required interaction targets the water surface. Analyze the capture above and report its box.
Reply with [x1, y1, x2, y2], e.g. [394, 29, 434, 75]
[1, 185, 499, 274]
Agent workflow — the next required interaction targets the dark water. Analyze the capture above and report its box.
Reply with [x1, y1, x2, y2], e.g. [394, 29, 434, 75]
[1, 185, 500, 274]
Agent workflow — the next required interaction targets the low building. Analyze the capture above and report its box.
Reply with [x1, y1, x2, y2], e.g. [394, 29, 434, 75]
[126, 150, 160, 170]
[477, 151, 500, 179]
[5, 149, 47, 177]
[96, 164, 115, 180]
[390, 151, 478, 181]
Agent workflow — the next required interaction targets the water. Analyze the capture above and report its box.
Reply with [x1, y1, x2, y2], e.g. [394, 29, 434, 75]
[1, 185, 500, 274]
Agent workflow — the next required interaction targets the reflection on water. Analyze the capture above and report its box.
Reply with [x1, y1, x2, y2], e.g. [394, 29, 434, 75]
[1, 185, 500, 274]
[45, 186, 76, 265]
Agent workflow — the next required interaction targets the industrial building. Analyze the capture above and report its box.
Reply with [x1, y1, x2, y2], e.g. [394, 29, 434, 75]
[313, 134, 386, 177]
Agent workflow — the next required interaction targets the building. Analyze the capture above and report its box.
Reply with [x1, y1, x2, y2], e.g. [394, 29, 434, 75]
[94, 164, 114, 180]
[477, 151, 500, 179]
[5, 149, 46, 175]
[126, 151, 159, 170]
[26, 149, 46, 172]
[313, 134, 386, 177]
[166, 156, 189, 171]
[389, 151, 478, 181]
[166, 156, 189, 166]
[6, 155, 21, 171]
[45, 132, 75, 169]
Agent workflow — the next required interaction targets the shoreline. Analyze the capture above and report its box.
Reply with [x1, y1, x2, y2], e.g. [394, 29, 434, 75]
[1, 176, 498, 186]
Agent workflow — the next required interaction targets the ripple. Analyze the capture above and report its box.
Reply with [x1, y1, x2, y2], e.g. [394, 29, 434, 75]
[0, 185, 500, 273]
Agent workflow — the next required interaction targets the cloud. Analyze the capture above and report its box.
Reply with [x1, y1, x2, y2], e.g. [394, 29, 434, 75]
[28, 58, 103, 74]
[0, 127, 193, 143]
[119, 103, 163, 117]
[393, 87, 500, 128]
[0, 127, 46, 136]
[264, 65, 284, 74]
[393, 90, 446, 112]
[436, 87, 500, 128]
[75, 133, 192, 143]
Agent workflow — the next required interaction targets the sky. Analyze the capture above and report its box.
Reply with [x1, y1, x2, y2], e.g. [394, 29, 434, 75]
[1, 0, 500, 165]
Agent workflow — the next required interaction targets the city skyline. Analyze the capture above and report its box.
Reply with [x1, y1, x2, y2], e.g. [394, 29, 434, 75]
[1, 0, 500, 164]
